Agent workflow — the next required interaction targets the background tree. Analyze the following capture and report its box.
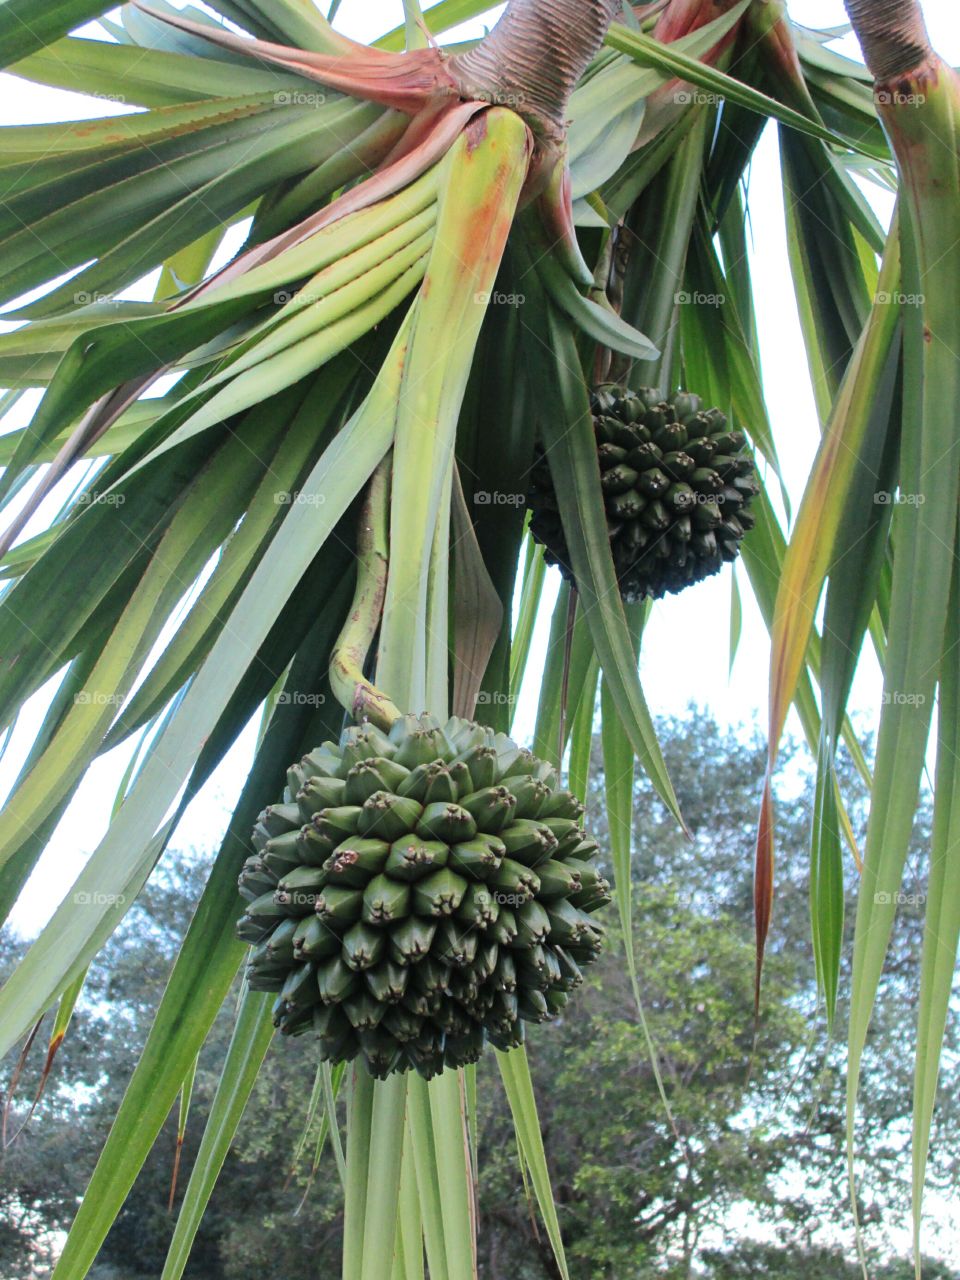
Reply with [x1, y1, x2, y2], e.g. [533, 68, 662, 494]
[4, 715, 957, 1278]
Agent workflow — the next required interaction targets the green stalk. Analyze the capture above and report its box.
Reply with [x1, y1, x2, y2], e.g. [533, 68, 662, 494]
[428, 1069, 477, 1280]
[343, 1067, 375, 1280]
[402, 0, 427, 50]
[406, 1075, 450, 1280]
[360, 1072, 409, 1280]
[394, 1125, 424, 1280]
[329, 460, 402, 731]
[509, 536, 547, 704]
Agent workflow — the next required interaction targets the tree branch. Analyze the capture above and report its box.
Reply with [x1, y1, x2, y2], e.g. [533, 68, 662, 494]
[843, 0, 933, 81]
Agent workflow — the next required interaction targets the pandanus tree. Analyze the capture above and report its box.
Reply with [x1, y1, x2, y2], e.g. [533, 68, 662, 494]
[0, 0, 957, 1275]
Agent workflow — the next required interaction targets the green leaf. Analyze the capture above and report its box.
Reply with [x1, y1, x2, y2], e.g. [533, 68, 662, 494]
[0, 424, 273, 872]
[12, 35, 310, 106]
[509, 536, 546, 704]
[913, 559, 960, 1256]
[0, 362, 400, 1060]
[532, 583, 595, 769]
[529, 300, 683, 829]
[847, 69, 960, 1227]
[604, 19, 877, 156]
[376, 0, 496, 51]
[49, 606, 352, 1280]
[0, 0, 113, 67]
[425, 1071, 476, 1280]
[161, 986, 275, 1280]
[496, 1047, 570, 1280]
[377, 110, 530, 711]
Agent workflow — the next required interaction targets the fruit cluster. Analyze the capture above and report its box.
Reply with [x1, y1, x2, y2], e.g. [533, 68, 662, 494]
[238, 715, 608, 1079]
[530, 386, 760, 600]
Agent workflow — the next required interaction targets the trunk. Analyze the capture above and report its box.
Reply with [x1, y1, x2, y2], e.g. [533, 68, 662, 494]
[450, 0, 621, 138]
[843, 0, 933, 81]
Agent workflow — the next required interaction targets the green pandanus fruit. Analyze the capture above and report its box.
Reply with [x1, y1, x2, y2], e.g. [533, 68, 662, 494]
[530, 385, 760, 601]
[238, 715, 608, 1079]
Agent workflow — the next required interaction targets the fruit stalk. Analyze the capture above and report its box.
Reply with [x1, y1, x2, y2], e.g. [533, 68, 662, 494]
[329, 461, 402, 732]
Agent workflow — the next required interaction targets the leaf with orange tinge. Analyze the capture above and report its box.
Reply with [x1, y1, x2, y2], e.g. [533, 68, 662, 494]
[135, 2, 457, 114]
